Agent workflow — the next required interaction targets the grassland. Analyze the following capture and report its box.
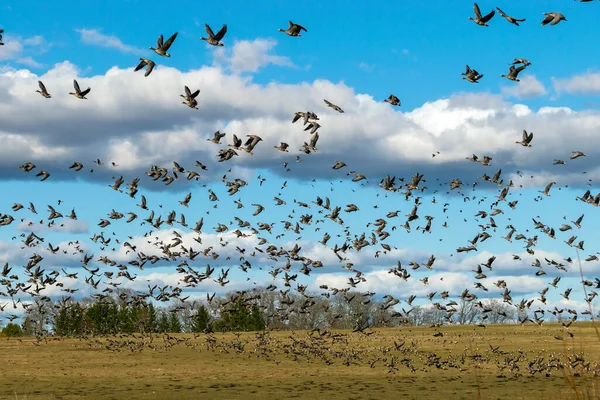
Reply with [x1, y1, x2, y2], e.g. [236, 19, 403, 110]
[2, 323, 600, 400]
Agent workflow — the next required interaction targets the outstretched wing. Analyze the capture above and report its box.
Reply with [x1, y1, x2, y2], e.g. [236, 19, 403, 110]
[134, 59, 147, 71]
[473, 2, 482, 19]
[495, 7, 507, 18]
[162, 32, 178, 50]
[190, 89, 200, 99]
[157, 34, 164, 47]
[205, 24, 216, 38]
[38, 81, 47, 92]
[541, 14, 554, 26]
[79, 87, 91, 97]
[73, 79, 81, 93]
[522, 130, 528, 142]
[184, 86, 192, 97]
[481, 9, 495, 23]
[296, 23, 307, 32]
[145, 61, 155, 77]
[214, 24, 227, 41]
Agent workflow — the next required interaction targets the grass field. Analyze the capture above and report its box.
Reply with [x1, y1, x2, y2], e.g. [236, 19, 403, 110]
[2, 323, 600, 400]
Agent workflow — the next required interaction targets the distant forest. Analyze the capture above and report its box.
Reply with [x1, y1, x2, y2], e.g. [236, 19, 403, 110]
[0, 287, 574, 337]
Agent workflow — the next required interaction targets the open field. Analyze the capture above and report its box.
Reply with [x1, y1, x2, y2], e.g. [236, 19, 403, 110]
[2, 323, 600, 400]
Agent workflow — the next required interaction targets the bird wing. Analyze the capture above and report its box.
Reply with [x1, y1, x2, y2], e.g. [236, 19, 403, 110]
[185, 86, 192, 97]
[38, 81, 47, 92]
[163, 32, 178, 50]
[473, 3, 483, 19]
[80, 88, 91, 97]
[527, 132, 533, 142]
[522, 130, 528, 141]
[145, 61, 155, 77]
[157, 34, 164, 47]
[214, 24, 228, 41]
[73, 79, 81, 93]
[205, 24, 215, 38]
[541, 14, 554, 26]
[191, 89, 200, 99]
[295, 23, 307, 32]
[481, 9, 495, 23]
[495, 7, 507, 18]
[134, 59, 147, 71]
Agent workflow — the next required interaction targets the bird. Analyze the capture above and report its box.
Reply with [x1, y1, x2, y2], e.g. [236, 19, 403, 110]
[278, 21, 307, 37]
[571, 151, 586, 159]
[208, 130, 226, 144]
[243, 135, 263, 156]
[201, 24, 227, 46]
[501, 65, 527, 82]
[324, 99, 344, 113]
[461, 65, 483, 83]
[134, 58, 156, 77]
[541, 12, 567, 26]
[384, 94, 401, 106]
[69, 80, 91, 99]
[496, 7, 526, 26]
[515, 130, 533, 147]
[511, 58, 531, 67]
[180, 86, 200, 109]
[469, 3, 495, 26]
[150, 32, 178, 57]
[35, 81, 51, 98]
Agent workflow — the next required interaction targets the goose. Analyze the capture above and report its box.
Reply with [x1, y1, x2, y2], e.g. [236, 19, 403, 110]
[229, 134, 243, 149]
[501, 64, 527, 82]
[278, 21, 307, 37]
[150, 32, 178, 57]
[511, 58, 531, 66]
[469, 3, 495, 26]
[324, 99, 344, 113]
[69, 80, 91, 99]
[332, 161, 347, 170]
[0, 29, 3, 45]
[384, 94, 401, 106]
[461, 65, 483, 83]
[134, 58, 156, 77]
[208, 130, 226, 144]
[496, 7, 526, 26]
[243, 135, 263, 156]
[274, 142, 289, 152]
[515, 130, 533, 147]
[201, 24, 227, 46]
[36, 81, 51, 98]
[570, 151, 586, 159]
[541, 12, 567, 26]
[180, 86, 200, 109]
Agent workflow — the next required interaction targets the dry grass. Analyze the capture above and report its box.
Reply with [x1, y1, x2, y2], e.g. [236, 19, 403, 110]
[2, 323, 600, 400]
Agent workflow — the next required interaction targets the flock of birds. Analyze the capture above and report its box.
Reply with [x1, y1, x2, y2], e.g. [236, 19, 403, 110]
[0, 5, 599, 379]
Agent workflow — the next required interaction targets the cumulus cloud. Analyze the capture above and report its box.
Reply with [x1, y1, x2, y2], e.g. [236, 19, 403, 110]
[213, 38, 295, 73]
[552, 72, 600, 95]
[0, 35, 47, 67]
[75, 28, 144, 54]
[0, 61, 598, 190]
[501, 75, 547, 100]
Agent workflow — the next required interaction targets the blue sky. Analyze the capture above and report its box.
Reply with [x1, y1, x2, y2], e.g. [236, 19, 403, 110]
[1, 0, 600, 322]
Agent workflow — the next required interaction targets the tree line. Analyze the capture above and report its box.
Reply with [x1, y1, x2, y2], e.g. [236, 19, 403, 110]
[0, 287, 533, 337]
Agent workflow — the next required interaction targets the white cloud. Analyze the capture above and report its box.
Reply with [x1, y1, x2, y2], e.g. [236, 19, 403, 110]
[552, 72, 600, 95]
[501, 75, 547, 100]
[75, 28, 144, 54]
[214, 38, 295, 73]
[0, 34, 47, 67]
[16, 219, 89, 234]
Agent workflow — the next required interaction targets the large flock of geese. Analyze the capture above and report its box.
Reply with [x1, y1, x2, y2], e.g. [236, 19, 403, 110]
[1, 3, 600, 377]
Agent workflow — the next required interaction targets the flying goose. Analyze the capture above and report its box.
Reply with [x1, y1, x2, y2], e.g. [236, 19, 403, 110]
[278, 21, 307, 37]
[229, 134, 243, 149]
[324, 99, 344, 113]
[35, 81, 51, 98]
[243, 135, 263, 156]
[274, 142, 289, 152]
[511, 58, 531, 66]
[501, 64, 527, 82]
[469, 3, 495, 26]
[180, 86, 200, 109]
[541, 12, 567, 26]
[150, 32, 178, 57]
[201, 24, 227, 46]
[461, 65, 483, 83]
[384, 94, 401, 106]
[515, 130, 533, 147]
[208, 130, 226, 144]
[571, 151, 586, 159]
[69, 80, 91, 99]
[134, 58, 156, 77]
[496, 7, 526, 26]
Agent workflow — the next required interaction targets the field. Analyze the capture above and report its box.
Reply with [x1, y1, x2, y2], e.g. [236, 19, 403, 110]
[2, 323, 600, 400]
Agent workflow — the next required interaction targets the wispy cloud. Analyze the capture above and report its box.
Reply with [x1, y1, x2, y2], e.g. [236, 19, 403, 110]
[213, 38, 295, 73]
[501, 75, 547, 100]
[552, 72, 600, 96]
[358, 62, 375, 72]
[0, 34, 47, 67]
[75, 28, 143, 54]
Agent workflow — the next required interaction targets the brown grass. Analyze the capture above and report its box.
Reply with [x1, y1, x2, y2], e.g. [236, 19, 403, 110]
[2, 323, 600, 399]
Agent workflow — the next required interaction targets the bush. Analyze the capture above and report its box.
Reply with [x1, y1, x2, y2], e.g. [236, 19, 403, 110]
[2, 323, 23, 337]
